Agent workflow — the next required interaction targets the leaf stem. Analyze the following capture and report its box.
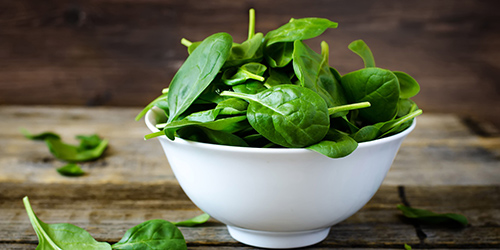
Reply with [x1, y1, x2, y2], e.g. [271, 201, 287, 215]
[248, 8, 255, 40]
[181, 38, 192, 47]
[144, 131, 164, 140]
[391, 109, 423, 128]
[328, 101, 371, 116]
[220, 91, 256, 103]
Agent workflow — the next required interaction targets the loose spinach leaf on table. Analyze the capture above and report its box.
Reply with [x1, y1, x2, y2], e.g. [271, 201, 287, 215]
[174, 213, 210, 227]
[397, 204, 468, 227]
[112, 219, 187, 250]
[21, 129, 61, 141]
[57, 163, 85, 177]
[167, 32, 233, 123]
[221, 84, 330, 148]
[23, 196, 112, 250]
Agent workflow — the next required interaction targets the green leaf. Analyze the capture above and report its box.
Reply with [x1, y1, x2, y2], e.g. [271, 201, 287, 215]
[265, 42, 294, 68]
[23, 196, 112, 250]
[222, 63, 267, 86]
[264, 68, 292, 88]
[216, 98, 249, 115]
[57, 163, 85, 177]
[112, 219, 186, 250]
[224, 33, 264, 68]
[340, 67, 400, 124]
[393, 71, 420, 99]
[221, 85, 330, 148]
[177, 126, 249, 147]
[397, 204, 468, 227]
[174, 213, 210, 227]
[404, 243, 412, 250]
[167, 32, 233, 123]
[76, 134, 103, 150]
[157, 116, 248, 140]
[232, 81, 267, 94]
[293, 40, 347, 111]
[265, 18, 338, 47]
[45, 137, 108, 162]
[21, 129, 61, 141]
[348, 39, 376, 68]
[307, 129, 358, 158]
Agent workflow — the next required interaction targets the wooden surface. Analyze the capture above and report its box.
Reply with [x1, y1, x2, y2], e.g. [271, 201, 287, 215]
[0, 0, 500, 128]
[0, 106, 499, 249]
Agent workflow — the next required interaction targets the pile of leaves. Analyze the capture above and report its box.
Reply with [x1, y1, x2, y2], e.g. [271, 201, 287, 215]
[137, 9, 422, 158]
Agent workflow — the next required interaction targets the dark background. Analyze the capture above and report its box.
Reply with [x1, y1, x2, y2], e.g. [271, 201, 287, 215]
[1, 0, 499, 128]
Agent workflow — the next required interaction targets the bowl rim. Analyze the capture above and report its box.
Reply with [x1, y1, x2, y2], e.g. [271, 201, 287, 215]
[145, 107, 416, 154]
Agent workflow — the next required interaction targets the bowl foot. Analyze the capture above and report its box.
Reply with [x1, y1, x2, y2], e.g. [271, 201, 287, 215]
[227, 225, 330, 249]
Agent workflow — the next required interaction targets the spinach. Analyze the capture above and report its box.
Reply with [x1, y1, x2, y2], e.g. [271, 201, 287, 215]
[167, 32, 232, 123]
[23, 196, 112, 250]
[221, 84, 330, 148]
[57, 163, 85, 177]
[397, 204, 468, 227]
[293, 40, 346, 111]
[112, 219, 186, 250]
[341, 67, 400, 124]
[24, 130, 108, 163]
[222, 63, 267, 86]
[140, 9, 422, 158]
[174, 213, 210, 227]
[348, 39, 376, 68]
[404, 244, 412, 250]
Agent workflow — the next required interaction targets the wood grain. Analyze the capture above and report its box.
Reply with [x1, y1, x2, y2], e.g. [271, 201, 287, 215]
[0, 0, 499, 128]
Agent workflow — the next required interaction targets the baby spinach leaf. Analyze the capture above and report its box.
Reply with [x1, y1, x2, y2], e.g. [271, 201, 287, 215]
[232, 80, 267, 94]
[348, 39, 376, 68]
[221, 85, 330, 148]
[112, 219, 186, 250]
[397, 204, 468, 227]
[45, 137, 108, 162]
[57, 163, 85, 177]
[264, 17, 338, 47]
[404, 244, 412, 250]
[264, 67, 292, 88]
[177, 126, 249, 147]
[21, 129, 61, 141]
[167, 32, 233, 123]
[393, 71, 420, 99]
[224, 33, 264, 68]
[155, 116, 248, 140]
[76, 134, 103, 150]
[174, 213, 210, 227]
[265, 42, 294, 68]
[182, 109, 221, 123]
[216, 98, 249, 115]
[340, 67, 400, 124]
[222, 62, 267, 86]
[397, 99, 418, 118]
[307, 129, 358, 158]
[293, 40, 347, 112]
[23, 196, 112, 250]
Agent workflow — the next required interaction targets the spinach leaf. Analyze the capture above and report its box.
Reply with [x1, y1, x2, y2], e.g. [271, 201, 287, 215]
[393, 71, 420, 99]
[174, 213, 210, 227]
[76, 134, 103, 150]
[293, 40, 347, 111]
[264, 18, 337, 68]
[215, 98, 249, 115]
[222, 63, 267, 86]
[45, 137, 108, 162]
[397, 204, 468, 227]
[224, 33, 264, 68]
[57, 163, 85, 177]
[112, 219, 186, 250]
[397, 99, 418, 118]
[328, 102, 371, 117]
[404, 244, 412, 250]
[264, 18, 338, 47]
[23, 196, 112, 250]
[232, 80, 267, 94]
[167, 32, 233, 123]
[348, 39, 376, 68]
[21, 129, 61, 141]
[221, 85, 330, 148]
[177, 126, 249, 147]
[307, 129, 358, 158]
[264, 67, 292, 88]
[340, 67, 400, 124]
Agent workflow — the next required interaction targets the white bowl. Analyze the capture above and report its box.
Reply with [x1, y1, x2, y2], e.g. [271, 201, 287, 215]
[145, 108, 415, 249]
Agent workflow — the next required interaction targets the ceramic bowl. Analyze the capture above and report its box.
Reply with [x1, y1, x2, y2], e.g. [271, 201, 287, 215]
[145, 107, 415, 249]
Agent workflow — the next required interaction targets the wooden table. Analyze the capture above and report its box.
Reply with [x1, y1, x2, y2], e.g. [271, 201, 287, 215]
[1, 106, 499, 249]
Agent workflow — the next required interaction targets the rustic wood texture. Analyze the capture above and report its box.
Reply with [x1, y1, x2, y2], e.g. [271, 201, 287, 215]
[0, 106, 499, 249]
[0, 0, 500, 128]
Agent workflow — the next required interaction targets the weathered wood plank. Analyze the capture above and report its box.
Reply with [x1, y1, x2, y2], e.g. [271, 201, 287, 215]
[1, 184, 498, 249]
